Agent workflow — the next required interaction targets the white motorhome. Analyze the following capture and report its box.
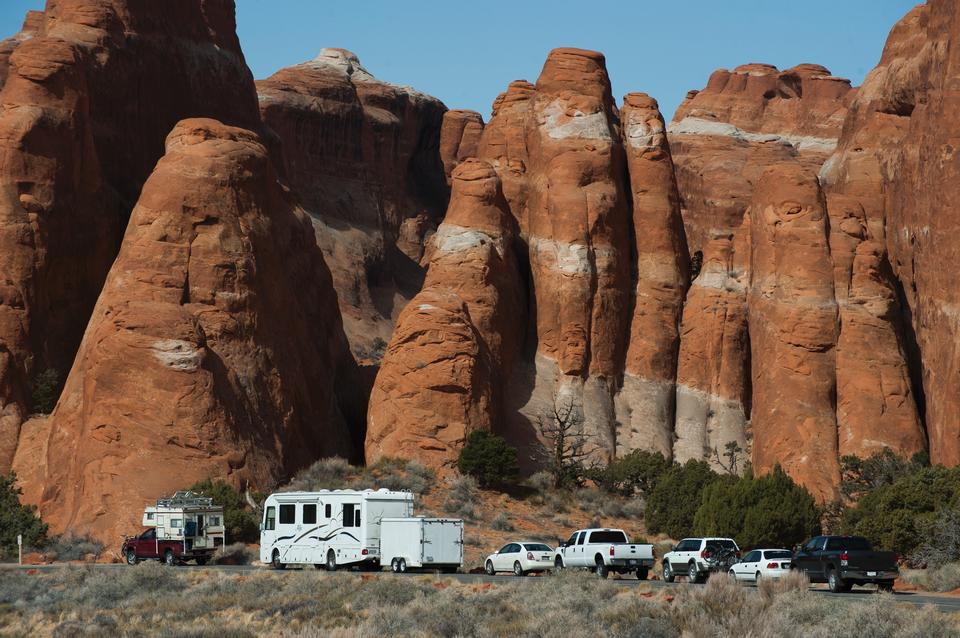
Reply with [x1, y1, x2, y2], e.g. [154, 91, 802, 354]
[259, 489, 415, 570]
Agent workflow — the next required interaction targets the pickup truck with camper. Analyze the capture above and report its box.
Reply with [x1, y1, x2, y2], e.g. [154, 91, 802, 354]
[260, 488, 463, 573]
[554, 528, 655, 579]
[661, 537, 741, 583]
[791, 535, 898, 592]
[121, 491, 226, 566]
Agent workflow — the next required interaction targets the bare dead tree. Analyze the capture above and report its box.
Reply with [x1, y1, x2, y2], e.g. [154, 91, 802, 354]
[536, 400, 591, 489]
[712, 441, 744, 476]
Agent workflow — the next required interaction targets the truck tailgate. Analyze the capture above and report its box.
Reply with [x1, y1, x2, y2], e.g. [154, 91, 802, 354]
[847, 551, 897, 571]
[612, 544, 653, 560]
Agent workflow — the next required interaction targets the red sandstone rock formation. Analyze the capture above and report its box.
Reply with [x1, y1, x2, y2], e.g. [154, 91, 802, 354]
[256, 48, 449, 358]
[617, 93, 689, 457]
[14, 119, 359, 544]
[0, 10, 41, 86]
[440, 110, 484, 182]
[366, 159, 523, 471]
[748, 164, 840, 500]
[670, 63, 854, 253]
[674, 216, 751, 467]
[0, 0, 262, 472]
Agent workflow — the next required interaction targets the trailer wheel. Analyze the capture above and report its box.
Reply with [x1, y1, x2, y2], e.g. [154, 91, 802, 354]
[326, 550, 337, 572]
[391, 558, 401, 573]
[398, 558, 407, 573]
[271, 549, 285, 570]
[164, 549, 176, 566]
[125, 549, 138, 566]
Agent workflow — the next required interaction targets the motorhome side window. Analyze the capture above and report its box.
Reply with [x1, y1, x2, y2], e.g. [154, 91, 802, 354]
[325, 504, 331, 518]
[265, 506, 276, 531]
[171, 519, 182, 528]
[344, 503, 360, 527]
[279, 504, 295, 525]
[303, 504, 317, 525]
[145, 512, 154, 521]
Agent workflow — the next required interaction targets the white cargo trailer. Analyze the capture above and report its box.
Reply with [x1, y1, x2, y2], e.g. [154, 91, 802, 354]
[380, 517, 464, 573]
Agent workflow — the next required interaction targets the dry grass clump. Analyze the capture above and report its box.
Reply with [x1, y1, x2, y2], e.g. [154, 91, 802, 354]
[491, 513, 514, 532]
[2, 566, 959, 637]
[442, 476, 478, 520]
[213, 543, 256, 565]
[283, 457, 435, 495]
[904, 562, 960, 592]
[38, 533, 105, 562]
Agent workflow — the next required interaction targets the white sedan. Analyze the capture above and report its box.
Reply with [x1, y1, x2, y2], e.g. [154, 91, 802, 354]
[485, 541, 555, 576]
[729, 548, 793, 582]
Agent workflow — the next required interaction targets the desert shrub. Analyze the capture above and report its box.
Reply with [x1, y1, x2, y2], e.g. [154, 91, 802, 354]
[910, 506, 960, 567]
[213, 542, 255, 565]
[457, 430, 519, 488]
[693, 465, 821, 549]
[586, 450, 672, 496]
[841, 464, 960, 556]
[756, 568, 810, 601]
[491, 513, 514, 532]
[904, 562, 960, 592]
[443, 476, 478, 519]
[286, 456, 352, 491]
[645, 460, 721, 539]
[527, 471, 554, 497]
[188, 479, 259, 543]
[30, 368, 61, 414]
[0, 473, 47, 559]
[42, 534, 104, 562]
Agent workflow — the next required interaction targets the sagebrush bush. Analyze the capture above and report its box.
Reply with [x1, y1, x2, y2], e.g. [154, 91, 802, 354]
[443, 476, 478, 519]
[42, 533, 104, 562]
[491, 513, 514, 532]
[284, 457, 435, 496]
[213, 542, 255, 565]
[904, 562, 960, 592]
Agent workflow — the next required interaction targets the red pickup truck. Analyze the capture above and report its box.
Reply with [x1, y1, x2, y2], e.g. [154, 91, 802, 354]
[121, 528, 216, 566]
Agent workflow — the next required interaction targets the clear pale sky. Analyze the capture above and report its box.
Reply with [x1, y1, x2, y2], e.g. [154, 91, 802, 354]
[1, 0, 919, 120]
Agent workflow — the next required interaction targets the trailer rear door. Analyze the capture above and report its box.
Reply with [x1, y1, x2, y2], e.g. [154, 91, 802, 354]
[422, 519, 463, 566]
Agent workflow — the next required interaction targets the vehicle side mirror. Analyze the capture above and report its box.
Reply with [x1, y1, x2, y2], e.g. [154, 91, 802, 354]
[559, 543, 566, 549]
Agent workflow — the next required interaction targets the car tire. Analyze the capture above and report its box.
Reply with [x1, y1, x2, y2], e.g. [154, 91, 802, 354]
[827, 569, 844, 593]
[514, 561, 525, 577]
[271, 550, 285, 570]
[878, 581, 894, 593]
[663, 562, 675, 583]
[595, 557, 609, 579]
[729, 569, 736, 580]
[755, 571, 762, 584]
[485, 560, 495, 576]
[126, 549, 138, 566]
[554, 557, 564, 571]
[164, 550, 175, 566]
[326, 550, 337, 572]
[637, 567, 649, 581]
[196, 557, 208, 566]
[688, 561, 702, 584]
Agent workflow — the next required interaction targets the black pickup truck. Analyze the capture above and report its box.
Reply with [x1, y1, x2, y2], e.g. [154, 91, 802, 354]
[792, 535, 898, 593]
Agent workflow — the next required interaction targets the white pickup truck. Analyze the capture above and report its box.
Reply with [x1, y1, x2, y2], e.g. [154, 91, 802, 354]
[554, 528, 655, 579]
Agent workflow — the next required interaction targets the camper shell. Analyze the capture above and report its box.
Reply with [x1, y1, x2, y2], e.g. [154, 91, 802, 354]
[121, 491, 226, 565]
[380, 517, 463, 573]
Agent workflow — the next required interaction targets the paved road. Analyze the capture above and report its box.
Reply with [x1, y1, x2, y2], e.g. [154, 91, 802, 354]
[6, 563, 960, 613]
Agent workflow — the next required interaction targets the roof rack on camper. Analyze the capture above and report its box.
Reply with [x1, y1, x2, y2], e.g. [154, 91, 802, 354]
[156, 490, 214, 509]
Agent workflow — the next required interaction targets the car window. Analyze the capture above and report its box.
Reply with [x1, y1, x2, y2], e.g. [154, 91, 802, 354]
[843, 537, 872, 551]
[678, 539, 699, 552]
[803, 537, 823, 552]
[566, 534, 578, 546]
[589, 531, 628, 544]
[743, 550, 759, 562]
[825, 538, 843, 551]
[524, 543, 552, 552]
[141, 528, 156, 540]
[707, 539, 738, 551]
[576, 532, 586, 545]
[498, 544, 513, 554]
[765, 550, 792, 559]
